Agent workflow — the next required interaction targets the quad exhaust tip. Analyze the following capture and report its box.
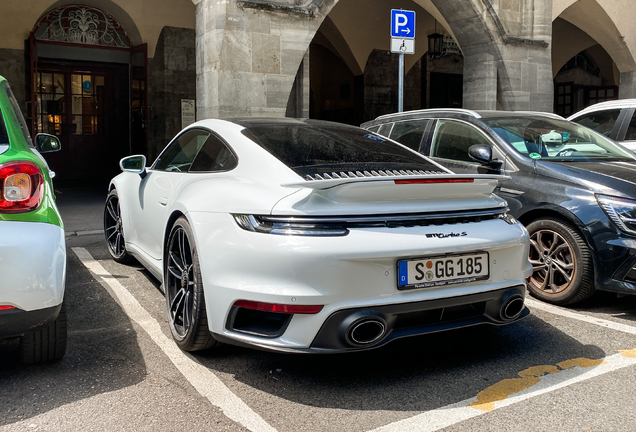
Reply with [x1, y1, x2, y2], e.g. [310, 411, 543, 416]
[347, 318, 387, 346]
[501, 295, 524, 321]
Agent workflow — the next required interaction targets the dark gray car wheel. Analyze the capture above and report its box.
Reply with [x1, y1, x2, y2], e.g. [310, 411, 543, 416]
[165, 217, 218, 352]
[526, 217, 595, 305]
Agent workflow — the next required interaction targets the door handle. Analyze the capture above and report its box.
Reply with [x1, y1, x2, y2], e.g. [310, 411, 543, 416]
[158, 197, 168, 206]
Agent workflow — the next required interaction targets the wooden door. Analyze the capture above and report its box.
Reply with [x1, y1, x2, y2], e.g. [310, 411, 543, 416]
[33, 64, 129, 181]
[130, 44, 148, 156]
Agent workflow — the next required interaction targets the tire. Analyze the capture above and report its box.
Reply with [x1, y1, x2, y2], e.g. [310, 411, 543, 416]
[19, 302, 68, 364]
[165, 217, 218, 351]
[526, 217, 595, 305]
[104, 188, 134, 263]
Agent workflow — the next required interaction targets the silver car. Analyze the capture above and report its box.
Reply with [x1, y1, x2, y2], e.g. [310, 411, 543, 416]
[568, 99, 636, 152]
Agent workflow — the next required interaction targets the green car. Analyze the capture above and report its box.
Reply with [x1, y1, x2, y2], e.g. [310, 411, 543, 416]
[0, 75, 67, 363]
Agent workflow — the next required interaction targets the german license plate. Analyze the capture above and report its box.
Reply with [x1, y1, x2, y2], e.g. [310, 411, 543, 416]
[397, 252, 489, 290]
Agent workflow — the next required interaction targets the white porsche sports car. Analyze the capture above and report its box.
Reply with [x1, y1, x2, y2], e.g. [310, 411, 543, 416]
[105, 118, 532, 353]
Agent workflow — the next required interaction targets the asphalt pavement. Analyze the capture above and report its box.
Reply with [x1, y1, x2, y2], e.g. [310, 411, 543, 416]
[53, 180, 109, 236]
[2, 182, 636, 431]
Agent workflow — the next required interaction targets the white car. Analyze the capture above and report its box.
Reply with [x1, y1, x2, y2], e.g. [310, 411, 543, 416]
[568, 99, 636, 152]
[105, 118, 532, 353]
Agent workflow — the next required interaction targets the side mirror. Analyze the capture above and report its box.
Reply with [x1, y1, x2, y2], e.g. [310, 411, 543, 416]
[120, 155, 147, 176]
[34, 133, 62, 153]
[468, 144, 503, 168]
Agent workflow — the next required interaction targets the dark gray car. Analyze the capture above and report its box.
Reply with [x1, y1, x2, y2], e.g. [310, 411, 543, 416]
[362, 109, 636, 306]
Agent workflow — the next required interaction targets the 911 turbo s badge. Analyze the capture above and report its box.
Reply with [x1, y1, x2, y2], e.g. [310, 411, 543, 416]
[426, 232, 468, 238]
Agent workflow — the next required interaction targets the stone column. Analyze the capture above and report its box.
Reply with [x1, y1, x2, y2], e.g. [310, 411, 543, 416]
[433, 0, 553, 113]
[619, 71, 636, 99]
[285, 50, 310, 118]
[494, 0, 554, 112]
[497, 43, 554, 112]
[193, 0, 316, 119]
[463, 51, 498, 111]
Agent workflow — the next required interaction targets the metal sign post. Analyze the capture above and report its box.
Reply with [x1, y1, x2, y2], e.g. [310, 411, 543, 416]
[399, 52, 404, 112]
[390, 10, 415, 113]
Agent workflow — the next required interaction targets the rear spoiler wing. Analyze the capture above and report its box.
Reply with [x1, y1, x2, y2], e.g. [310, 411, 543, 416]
[281, 174, 510, 190]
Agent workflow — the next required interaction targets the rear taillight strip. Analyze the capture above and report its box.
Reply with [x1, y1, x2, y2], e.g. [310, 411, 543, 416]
[260, 208, 506, 225]
[233, 300, 324, 314]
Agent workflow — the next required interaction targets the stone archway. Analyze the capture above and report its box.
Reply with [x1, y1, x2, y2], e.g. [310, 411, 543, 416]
[553, 0, 636, 100]
[193, 0, 333, 119]
[193, 0, 554, 119]
[30, 4, 143, 180]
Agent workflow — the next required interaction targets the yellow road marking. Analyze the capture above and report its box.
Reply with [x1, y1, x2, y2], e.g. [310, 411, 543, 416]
[620, 348, 636, 358]
[469, 358, 606, 412]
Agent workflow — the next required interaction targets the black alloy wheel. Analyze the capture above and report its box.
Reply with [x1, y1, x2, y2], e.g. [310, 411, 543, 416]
[526, 217, 594, 305]
[104, 189, 133, 263]
[165, 217, 217, 351]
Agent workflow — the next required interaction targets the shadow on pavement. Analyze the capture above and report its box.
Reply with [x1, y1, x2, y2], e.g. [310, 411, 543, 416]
[0, 251, 147, 427]
[191, 308, 611, 413]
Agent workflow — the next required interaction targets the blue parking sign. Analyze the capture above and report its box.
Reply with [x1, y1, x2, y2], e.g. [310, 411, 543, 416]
[391, 9, 416, 39]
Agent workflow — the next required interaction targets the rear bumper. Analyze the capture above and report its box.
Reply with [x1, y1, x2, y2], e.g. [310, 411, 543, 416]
[217, 285, 529, 353]
[310, 285, 528, 351]
[0, 304, 61, 338]
[0, 221, 66, 314]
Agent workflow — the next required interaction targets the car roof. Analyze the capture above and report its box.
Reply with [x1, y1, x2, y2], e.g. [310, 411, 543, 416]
[228, 117, 364, 130]
[567, 99, 636, 119]
[361, 109, 563, 128]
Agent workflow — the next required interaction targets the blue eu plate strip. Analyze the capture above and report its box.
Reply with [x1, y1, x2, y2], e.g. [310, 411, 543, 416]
[398, 261, 408, 286]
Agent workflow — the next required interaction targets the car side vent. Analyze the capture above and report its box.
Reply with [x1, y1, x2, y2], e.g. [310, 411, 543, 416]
[305, 170, 446, 181]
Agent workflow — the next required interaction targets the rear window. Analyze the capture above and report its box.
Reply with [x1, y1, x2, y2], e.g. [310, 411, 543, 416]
[237, 119, 445, 178]
[389, 119, 429, 151]
[571, 109, 620, 137]
[3, 82, 33, 148]
[0, 107, 9, 145]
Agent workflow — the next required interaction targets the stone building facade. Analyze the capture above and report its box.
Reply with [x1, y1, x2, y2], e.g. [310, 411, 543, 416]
[0, 0, 634, 178]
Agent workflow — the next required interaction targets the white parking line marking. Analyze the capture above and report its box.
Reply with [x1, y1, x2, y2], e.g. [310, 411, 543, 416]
[525, 297, 636, 335]
[370, 350, 636, 432]
[73, 247, 277, 432]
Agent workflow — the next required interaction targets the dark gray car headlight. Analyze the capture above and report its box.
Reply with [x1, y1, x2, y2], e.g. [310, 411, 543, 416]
[597, 195, 636, 235]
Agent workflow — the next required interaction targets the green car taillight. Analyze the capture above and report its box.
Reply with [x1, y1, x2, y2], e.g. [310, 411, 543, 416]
[0, 160, 44, 213]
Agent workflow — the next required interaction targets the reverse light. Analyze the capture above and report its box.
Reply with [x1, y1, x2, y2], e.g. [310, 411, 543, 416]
[233, 300, 324, 314]
[233, 214, 349, 236]
[0, 161, 44, 213]
[597, 195, 636, 236]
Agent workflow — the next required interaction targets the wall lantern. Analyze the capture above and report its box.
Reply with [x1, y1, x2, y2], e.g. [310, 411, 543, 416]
[427, 32, 444, 57]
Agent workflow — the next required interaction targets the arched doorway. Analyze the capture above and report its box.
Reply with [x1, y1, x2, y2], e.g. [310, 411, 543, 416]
[308, 0, 463, 124]
[29, 5, 147, 181]
[552, 17, 620, 116]
[552, 0, 636, 116]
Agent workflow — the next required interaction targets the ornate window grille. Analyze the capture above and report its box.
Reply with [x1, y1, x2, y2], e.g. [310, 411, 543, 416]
[560, 51, 601, 77]
[33, 5, 131, 48]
